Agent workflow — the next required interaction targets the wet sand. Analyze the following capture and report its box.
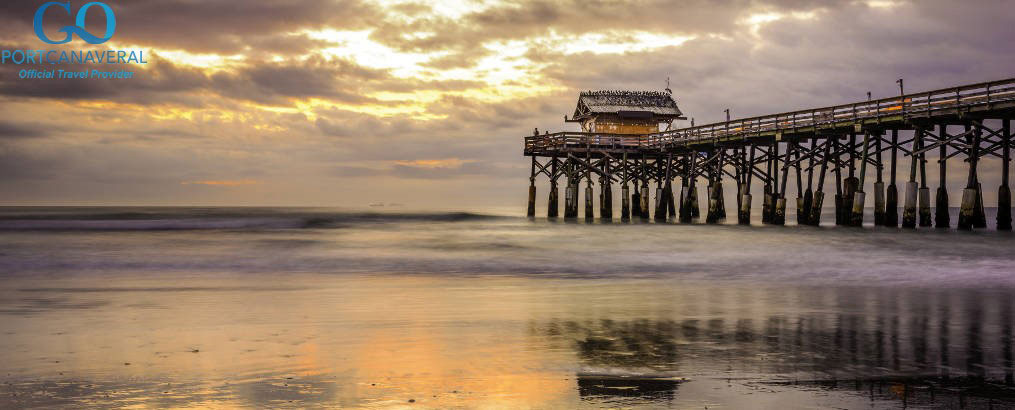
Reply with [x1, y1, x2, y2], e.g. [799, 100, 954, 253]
[3, 274, 1015, 408]
[2, 207, 1015, 408]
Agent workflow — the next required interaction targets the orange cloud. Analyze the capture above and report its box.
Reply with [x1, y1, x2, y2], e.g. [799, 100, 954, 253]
[393, 158, 474, 169]
[180, 179, 261, 186]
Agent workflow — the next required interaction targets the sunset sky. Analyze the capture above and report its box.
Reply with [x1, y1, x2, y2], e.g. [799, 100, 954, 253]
[0, 0, 1012, 207]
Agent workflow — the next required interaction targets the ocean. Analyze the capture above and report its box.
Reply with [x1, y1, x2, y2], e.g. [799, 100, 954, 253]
[1, 206, 1015, 408]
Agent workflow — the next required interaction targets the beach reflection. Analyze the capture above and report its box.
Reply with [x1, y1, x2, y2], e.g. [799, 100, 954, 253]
[2, 273, 1015, 408]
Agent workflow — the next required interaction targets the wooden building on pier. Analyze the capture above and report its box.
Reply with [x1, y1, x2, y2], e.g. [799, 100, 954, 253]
[569, 90, 686, 134]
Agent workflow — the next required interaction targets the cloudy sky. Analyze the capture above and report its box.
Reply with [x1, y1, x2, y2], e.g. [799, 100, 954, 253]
[0, 0, 1012, 208]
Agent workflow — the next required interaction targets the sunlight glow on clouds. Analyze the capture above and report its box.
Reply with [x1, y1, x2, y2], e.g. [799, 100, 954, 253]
[181, 180, 262, 187]
[0, 0, 1009, 205]
[306, 29, 449, 78]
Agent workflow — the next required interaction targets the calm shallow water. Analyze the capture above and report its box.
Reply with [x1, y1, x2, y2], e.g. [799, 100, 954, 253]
[1, 207, 1015, 409]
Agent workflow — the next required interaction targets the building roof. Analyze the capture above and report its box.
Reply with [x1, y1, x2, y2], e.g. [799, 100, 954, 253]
[573, 90, 684, 121]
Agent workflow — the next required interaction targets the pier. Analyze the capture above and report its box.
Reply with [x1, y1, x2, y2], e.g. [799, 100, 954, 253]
[524, 78, 1015, 229]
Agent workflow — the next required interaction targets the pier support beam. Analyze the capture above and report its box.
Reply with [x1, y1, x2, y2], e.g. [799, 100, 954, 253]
[548, 182, 559, 218]
[679, 186, 691, 223]
[620, 154, 629, 221]
[739, 146, 755, 225]
[640, 183, 650, 221]
[850, 131, 871, 227]
[833, 138, 844, 226]
[774, 142, 789, 225]
[527, 183, 536, 217]
[584, 183, 594, 221]
[794, 143, 805, 225]
[680, 154, 695, 223]
[621, 184, 630, 221]
[886, 130, 899, 227]
[903, 129, 921, 228]
[936, 125, 950, 228]
[918, 135, 932, 227]
[527, 156, 537, 217]
[810, 139, 831, 226]
[801, 140, 815, 225]
[707, 183, 722, 223]
[639, 155, 650, 220]
[655, 186, 666, 221]
[707, 152, 722, 224]
[1000, 120, 1012, 230]
[873, 132, 885, 226]
[600, 160, 612, 220]
[716, 151, 726, 221]
[762, 183, 773, 223]
[843, 133, 859, 226]
[601, 180, 612, 220]
[975, 182, 987, 228]
[565, 183, 578, 219]
[959, 125, 982, 230]
[667, 183, 677, 219]
[548, 157, 559, 218]
[689, 179, 700, 219]
[658, 154, 675, 221]
[631, 184, 641, 219]
[654, 156, 667, 221]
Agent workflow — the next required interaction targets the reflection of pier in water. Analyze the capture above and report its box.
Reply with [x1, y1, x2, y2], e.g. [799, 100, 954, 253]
[531, 285, 1015, 406]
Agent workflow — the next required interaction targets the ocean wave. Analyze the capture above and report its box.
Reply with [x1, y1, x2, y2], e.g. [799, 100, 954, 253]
[0, 209, 508, 231]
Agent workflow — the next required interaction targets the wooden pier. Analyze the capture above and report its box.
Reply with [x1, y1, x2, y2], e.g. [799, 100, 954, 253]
[524, 78, 1015, 229]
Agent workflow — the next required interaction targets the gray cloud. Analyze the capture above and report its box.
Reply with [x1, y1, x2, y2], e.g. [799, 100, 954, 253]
[1, 0, 1014, 206]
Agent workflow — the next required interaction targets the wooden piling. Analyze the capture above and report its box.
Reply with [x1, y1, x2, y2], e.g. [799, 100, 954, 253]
[873, 131, 885, 226]
[762, 146, 772, 224]
[958, 124, 981, 230]
[935, 125, 950, 228]
[601, 180, 612, 220]
[679, 155, 691, 222]
[584, 151, 594, 221]
[548, 157, 559, 218]
[739, 146, 756, 225]
[565, 183, 578, 219]
[903, 129, 921, 228]
[620, 153, 630, 221]
[834, 137, 845, 226]
[600, 160, 612, 220]
[843, 133, 859, 225]
[775, 142, 790, 225]
[850, 131, 871, 227]
[810, 139, 831, 225]
[794, 142, 805, 225]
[918, 131, 932, 227]
[655, 157, 667, 221]
[975, 181, 987, 229]
[641, 155, 649, 219]
[802, 139, 815, 225]
[1000, 120, 1012, 230]
[527, 157, 539, 216]
[689, 173, 700, 219]
[885, 130, 900, 227]
[707, 151, 722, 224]
[716, 150, 727, 220]
[631, 189, 641, 218]
[666, 153, 677, 219]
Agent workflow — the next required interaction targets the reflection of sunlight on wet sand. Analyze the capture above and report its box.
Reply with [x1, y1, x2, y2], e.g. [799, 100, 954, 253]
[351, 326, 572, 407]
[3, 265, 1015, 408]
[344, 276, 574, 408]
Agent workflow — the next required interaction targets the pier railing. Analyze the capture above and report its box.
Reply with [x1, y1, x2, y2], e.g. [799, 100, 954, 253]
[524, 77, 1015, 153]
